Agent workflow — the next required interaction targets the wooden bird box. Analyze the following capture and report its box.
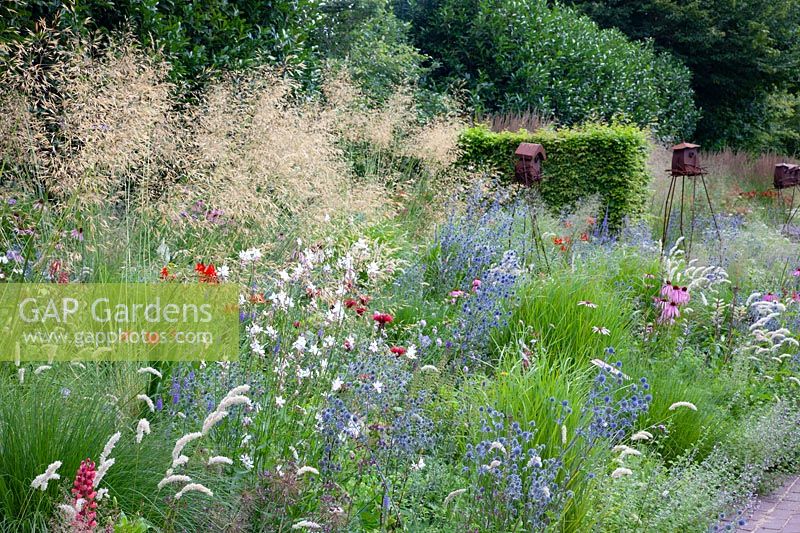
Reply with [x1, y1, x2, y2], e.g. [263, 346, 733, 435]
[671, 142, 702, 176]
[776, 164, 800, 189]
[514, 143, 546, 185]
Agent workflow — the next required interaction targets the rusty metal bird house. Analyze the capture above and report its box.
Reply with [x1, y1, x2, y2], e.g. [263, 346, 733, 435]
[775, 163, 800, 190]
[514, 143, 546, 186]
[661, 141, 721, 256]
[671, 142, 702, 176]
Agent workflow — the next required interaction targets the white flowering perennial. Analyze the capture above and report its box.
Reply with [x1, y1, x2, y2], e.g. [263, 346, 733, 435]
[296, 466, 320, 476]
[631, 430, 654, 441]
[137, 367, 163, 379]
[174, 483, 213, 499]
[137, 394, 155, 413]
[33, 365, 51, 375]
[31, 461, 62, 490]
[135, 419, 151, 444]
[668, 401, 698, 411]
[172, 432, 203, 466]
[157, 474, 193, 490]
[444, 488, 467, 505]
[291, 520, 322, 530]
[611, 467, 633, 478]
[208, 456, 234, 466]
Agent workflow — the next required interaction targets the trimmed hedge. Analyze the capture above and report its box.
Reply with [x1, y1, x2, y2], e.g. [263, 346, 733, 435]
[458, 123, 651, 229]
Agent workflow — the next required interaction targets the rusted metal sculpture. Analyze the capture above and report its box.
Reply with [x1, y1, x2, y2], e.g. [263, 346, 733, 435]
[661, 142, 721, 256]
[774, 163, 800, 232]
[775, 163, 800, 189]
[514, 143, 546, 186]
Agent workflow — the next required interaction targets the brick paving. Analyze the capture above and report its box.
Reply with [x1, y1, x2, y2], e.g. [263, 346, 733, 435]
[740, 476, 800, 533]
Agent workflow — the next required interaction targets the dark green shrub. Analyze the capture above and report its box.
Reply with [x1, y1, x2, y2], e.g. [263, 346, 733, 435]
[458, 123, 651, 228]
[399, 0, 698, 141]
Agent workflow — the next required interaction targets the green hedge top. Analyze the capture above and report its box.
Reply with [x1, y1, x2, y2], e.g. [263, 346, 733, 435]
[458, 123, 651, 229]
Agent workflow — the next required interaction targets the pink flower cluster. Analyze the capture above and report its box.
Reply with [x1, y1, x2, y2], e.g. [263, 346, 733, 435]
[656, 281, 690, 325]
[71, 459, 98, 531]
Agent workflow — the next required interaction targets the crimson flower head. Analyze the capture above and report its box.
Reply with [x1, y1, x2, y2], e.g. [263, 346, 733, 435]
[71, 458, 98, 530]
[372, 312, 393, 327]
[293, 320, 301, 328]
[196, 262, 219, 283]
[390, 346, 407, 356]
[160, 266, 170, 280]
[355, 306, 367, 316]
[580, 232, 589, 242]
[359, 295, 372, 306]
[344, 298, 358, 309]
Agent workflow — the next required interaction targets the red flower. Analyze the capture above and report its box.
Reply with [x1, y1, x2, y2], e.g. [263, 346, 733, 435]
[344, 298, 358, 309]
[580, 232, 589, 242]
[249, 293, 266, 304]
[553, 237, 564, 245]
[196, 262, 219, 283]
[293, 320, 301, 328]
[359, 295, 372, 306]
[390, 346, 407, 356]
[372, 312, 394, 327]
[355, 306, 367, 316]
[71, 459, 98, 530]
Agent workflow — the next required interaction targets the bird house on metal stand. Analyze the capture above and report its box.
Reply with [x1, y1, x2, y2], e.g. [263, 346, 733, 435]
[774, 163, 800, 235]
[514, 143, 546, 186]
[661, 142, 722, 257]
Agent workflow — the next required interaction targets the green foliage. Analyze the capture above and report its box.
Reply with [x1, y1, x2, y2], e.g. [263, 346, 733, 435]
[0, 0, 425, 98]
[562, 0, 800, 153]
[458, 123, 651, 228]
[399, 0, 698, 140]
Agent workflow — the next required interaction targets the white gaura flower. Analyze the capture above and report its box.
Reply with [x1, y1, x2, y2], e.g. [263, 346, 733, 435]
[217, 264, 230, 280]
[208, 456, 234, 466]
[668, 401, 697, 411]
[137, 367, 162, 379]
[631, 430, 653, 441]
[239, 247, 262, 264]
[444, 488, 467, 505]
[96, 488, 109, 501]
[136, 419, 151, 444]
[275, 396, 286, 408]
[174, 483, 213, 499]
[137, 394, 155, 412]
[611, 467, 633, 478]
[157, 474, 192, 490]
[406, 345, 418, 360]
[291, 520, 322, 530]
[331, 377, 344, 392]
[240, 454, 254, 470]
[373, 381, 384, 394]
[296, 466, 320, 476]
[34, 365, 51, 375]
[411, 457, 426, 471]
[31, 461, 62, 490]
